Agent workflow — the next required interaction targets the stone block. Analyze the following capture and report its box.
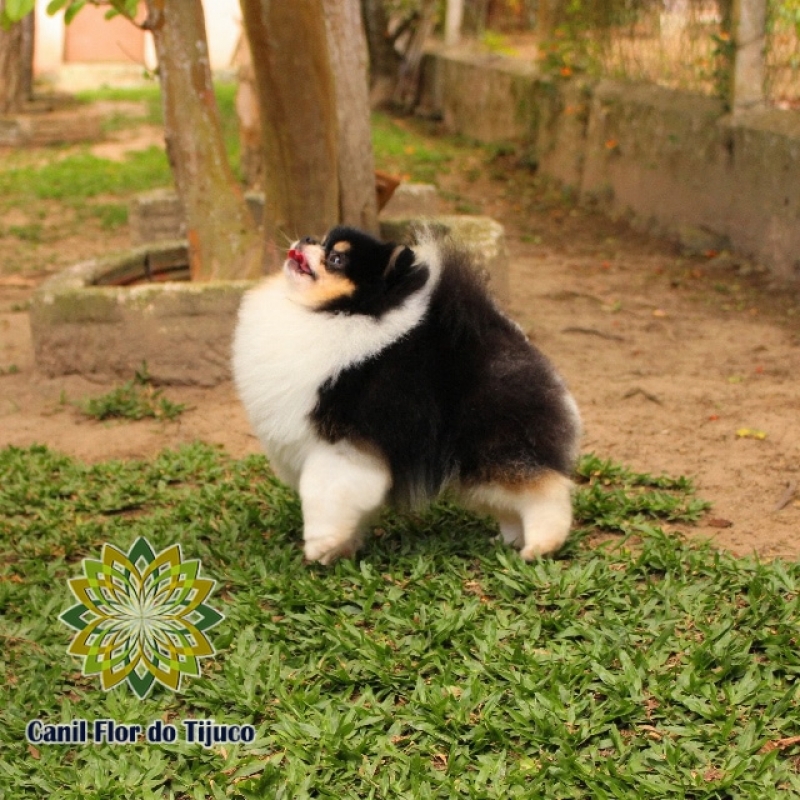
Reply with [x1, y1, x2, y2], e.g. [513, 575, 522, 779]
[380, 183, 440, 218]
[0, 107, 103, 147]
[129, 189, 186, 245]
[130, 190, 265, 245]
[30, 241, 254, 386]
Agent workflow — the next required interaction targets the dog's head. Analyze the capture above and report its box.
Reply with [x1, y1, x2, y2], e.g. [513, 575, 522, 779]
[283, 226, 429, 316]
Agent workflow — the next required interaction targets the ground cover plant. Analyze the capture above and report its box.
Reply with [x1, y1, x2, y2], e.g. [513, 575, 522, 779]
[78, 365, 186, 422]
[2, 443, 800, 798]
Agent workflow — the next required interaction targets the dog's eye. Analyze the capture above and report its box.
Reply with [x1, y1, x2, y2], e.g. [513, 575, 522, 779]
[327, 252, 346, 270]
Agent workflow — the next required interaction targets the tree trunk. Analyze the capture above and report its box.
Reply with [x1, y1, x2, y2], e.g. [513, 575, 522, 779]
[232, 34, 262, 189]
[731, 0, 766, 112]
[0, 4, 28, 114]
[143, 0, 260, 281]
[361, 0, 401, 107]
[20, 9, 34, 103]
[445, 0, 464, 46]
[323, 0, 378, 233]
[240, 0, 339, 267]
[240, 0, 378, 267]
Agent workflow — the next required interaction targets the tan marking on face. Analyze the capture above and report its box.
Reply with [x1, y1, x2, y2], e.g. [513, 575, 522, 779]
[332, 241, 352, 253]
[286, 260, 356, 309]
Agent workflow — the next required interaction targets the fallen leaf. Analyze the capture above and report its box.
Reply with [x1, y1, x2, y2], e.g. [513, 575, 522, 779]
[707, 518, 733, 529]
[759, 735, 800, 755]
[736, 428, 767, 440]
[639, 724, 663, 740]
[432, 753, 448, 770]
[28, 744, 40, 760]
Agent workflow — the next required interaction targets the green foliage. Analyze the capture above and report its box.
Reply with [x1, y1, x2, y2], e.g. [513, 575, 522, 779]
[46, 0, 138, 23]
[0, 0, 34, 29]
[2, 443, 800, 797]
[2, 0, 138, 28]
[770, 0, 800, 37]
[78, 365, 185, 422]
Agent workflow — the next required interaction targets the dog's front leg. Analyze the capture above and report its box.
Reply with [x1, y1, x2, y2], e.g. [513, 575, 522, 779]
[298, 440, 391, 565]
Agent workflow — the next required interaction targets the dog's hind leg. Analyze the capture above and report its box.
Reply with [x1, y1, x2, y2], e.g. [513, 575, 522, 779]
[495, 512, 524, 547]
[515, 471, 574, 559]
[466, 470, 573, 559]
[298, 440, 391, 565]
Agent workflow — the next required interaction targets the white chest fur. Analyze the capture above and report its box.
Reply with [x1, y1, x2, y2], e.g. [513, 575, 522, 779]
[232, 252, 439, 488]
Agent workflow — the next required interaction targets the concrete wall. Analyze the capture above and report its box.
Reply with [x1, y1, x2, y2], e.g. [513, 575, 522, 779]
[422, 47, 800, 284]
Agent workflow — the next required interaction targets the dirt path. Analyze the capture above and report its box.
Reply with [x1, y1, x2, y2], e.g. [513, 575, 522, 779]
[1, 145, 799, 558]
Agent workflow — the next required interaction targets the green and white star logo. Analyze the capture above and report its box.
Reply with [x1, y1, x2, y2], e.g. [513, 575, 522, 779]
[60, 537, 224, 699]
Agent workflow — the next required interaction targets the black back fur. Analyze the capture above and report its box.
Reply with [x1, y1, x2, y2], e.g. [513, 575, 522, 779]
[311, 229, 579, 507]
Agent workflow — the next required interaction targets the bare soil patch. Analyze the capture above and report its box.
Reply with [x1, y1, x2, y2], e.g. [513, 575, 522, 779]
[1, 126, 799, 559]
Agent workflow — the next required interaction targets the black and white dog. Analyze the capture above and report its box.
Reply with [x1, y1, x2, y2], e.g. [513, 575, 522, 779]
[232, 226, 581, 564]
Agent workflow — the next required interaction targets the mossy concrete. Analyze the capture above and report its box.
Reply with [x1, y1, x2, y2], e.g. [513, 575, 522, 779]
[30, 241, 254, 386]
[421, 48, 800, 284]
[0, 106, 103, 147]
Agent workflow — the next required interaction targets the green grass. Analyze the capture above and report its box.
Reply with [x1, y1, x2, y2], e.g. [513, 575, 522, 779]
[76, 84, 164, 131]
[78, 367, 186, 422]
[371, 113, 460, 184]
[87, 201, 129, 231]
[2, 443, 800, 798]
[0, 82, 242, 219]
[0, 149, 171, 203]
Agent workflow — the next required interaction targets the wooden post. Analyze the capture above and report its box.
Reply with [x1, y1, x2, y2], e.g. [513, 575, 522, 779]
[731, 0, 766, 112]
[445, 0, 464, 47]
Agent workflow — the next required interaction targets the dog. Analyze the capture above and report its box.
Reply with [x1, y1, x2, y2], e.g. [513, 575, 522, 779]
[232, 225, 581, 564]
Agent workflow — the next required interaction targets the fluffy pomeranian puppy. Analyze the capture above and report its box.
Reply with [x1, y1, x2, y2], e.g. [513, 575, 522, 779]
[232, 225, 581, 564]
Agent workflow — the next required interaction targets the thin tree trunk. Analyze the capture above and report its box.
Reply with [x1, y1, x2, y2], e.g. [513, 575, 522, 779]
[361, 0, 401, 107]
[0, 4, 27, 114]
[143, 0, 260, 281]
[445, 0, 464, 46]
[240, 0, 340, 267]
[323, 0, 378, 233]
[232, 34, 262, 189]
[731, 0, 766, 112]
[20, 9, 34, 103]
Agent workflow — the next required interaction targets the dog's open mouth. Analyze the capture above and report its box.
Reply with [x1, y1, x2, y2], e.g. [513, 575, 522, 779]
[287, 248, 315, 279]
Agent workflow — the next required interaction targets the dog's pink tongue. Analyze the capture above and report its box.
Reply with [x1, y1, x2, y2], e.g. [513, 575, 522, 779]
[288, 248, 307, 269]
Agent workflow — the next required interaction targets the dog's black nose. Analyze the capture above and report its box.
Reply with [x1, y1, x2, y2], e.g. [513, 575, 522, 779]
[300, 236, 319, 246]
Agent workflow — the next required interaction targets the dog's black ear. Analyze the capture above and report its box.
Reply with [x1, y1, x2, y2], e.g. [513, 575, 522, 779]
[381, 244, 428, 305]
[382, 244, 415, 281]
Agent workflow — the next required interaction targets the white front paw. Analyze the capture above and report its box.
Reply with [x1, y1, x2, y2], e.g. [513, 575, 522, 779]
[303, 534, 359, 565]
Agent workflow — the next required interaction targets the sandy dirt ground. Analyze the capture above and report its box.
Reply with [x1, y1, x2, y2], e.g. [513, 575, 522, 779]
[1, 121, 799, 559]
